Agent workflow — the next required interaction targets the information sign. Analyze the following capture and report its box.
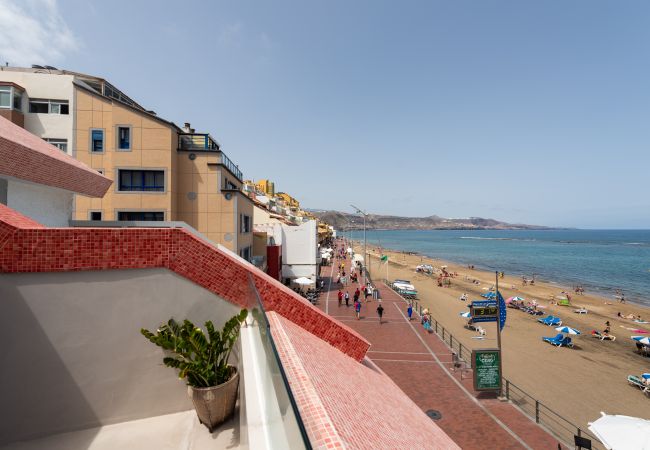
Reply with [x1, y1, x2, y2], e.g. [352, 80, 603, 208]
[472, 349, 501, 391]
[470, 301, 498, 323]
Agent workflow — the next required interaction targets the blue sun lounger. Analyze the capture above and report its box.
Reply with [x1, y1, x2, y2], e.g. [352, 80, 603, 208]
[542, 333, 573, 347]
[537, 315, 562, 326]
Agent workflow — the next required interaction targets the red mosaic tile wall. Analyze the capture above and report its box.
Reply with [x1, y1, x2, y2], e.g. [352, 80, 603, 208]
[0, 116, 112, 198]
[0, 204, 369, 361]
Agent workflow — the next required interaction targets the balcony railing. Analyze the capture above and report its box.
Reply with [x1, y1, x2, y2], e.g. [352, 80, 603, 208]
[178, 133, 243, 181]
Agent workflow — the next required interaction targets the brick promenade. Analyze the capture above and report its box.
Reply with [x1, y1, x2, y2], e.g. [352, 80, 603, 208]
[318, 246, 566, 450]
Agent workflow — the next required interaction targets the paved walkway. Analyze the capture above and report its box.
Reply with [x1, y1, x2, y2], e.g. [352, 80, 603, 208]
[318, 246, 566, 450]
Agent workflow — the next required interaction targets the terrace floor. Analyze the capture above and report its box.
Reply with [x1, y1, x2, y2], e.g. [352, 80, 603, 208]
[317, 248, 567, 450]
[0, 410, 239, 450]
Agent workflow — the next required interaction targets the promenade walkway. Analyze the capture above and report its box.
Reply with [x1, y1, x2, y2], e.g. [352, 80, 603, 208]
[317, 248, 565, 450]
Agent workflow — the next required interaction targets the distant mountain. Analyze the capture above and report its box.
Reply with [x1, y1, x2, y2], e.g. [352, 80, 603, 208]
[311, 210, 550, 230]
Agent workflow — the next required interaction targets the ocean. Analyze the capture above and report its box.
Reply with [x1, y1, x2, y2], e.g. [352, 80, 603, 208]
[348, 229, 650, 307]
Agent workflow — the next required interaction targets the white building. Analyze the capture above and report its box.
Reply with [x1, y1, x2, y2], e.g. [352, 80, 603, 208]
[0, 67, 76, 154]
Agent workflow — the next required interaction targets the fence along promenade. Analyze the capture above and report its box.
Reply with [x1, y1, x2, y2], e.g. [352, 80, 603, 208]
[381, 277, 604, 450]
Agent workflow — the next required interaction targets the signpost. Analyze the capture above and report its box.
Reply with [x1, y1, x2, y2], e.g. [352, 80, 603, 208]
[472, 349, 502, 391]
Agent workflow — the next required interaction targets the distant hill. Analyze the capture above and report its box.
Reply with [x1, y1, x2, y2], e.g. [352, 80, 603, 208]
[311, 210, 550, 230]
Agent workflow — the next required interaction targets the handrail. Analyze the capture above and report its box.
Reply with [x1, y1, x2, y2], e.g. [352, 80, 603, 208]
[380, 275, 604, 450]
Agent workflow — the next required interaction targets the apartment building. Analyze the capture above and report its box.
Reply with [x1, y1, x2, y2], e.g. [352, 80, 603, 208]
[0, 66, 252, 256]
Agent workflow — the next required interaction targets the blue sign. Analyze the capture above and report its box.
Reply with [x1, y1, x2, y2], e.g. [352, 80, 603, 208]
[472, 316, 497, 323]
[471, 300, 497, 308]
[497, 291, 507, 331]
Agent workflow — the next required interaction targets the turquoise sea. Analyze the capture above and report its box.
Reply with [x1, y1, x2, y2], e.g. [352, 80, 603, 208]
[348, 229, 650, 307]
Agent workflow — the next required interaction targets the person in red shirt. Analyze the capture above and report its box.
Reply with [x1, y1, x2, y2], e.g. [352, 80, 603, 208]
[337, 290, 343, 307]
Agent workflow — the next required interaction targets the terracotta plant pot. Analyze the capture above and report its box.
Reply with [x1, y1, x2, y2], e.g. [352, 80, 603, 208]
[188, 369, 239, 431]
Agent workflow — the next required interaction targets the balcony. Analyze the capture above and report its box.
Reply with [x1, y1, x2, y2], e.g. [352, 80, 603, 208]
[178, 133, 243, 181]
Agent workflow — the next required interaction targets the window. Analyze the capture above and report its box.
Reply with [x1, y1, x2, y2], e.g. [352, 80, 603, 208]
[89, 211, 102, 221]
[44, 138, 68, 152]
[224, 178, 237, 190]
[0, 86, 9, 108]
[118, 211, 164, 221]
[117, 126, 131, 150]
[91, 129, 104, 152]
[239, 246, 251, 261]
[118, 170, 164, 192]
[13, 89, 21, 110]
[240, 214, 251, 233]
[28, 99, 68, 114]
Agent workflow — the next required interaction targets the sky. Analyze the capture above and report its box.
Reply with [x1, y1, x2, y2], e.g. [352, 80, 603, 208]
[1, 0, 649, 228]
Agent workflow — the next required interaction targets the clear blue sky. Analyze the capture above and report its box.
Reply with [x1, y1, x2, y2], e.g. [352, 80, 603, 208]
[2, 0, 649, 228]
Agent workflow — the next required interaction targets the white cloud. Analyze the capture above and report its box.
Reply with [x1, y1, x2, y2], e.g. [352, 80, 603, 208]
[0, 0, 78, 67]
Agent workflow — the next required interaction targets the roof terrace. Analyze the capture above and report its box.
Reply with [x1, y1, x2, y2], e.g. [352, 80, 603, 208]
[178, 132, 243, 181]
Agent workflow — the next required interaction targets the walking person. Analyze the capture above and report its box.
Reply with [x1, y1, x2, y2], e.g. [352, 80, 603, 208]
[337, 289, 343, 307]
[345, 291, 350, 307]
[377, 302, 384, 324]
[407, 303, 413, 321]
[354, 287, 360, 304]
[355, 299, 362, 320]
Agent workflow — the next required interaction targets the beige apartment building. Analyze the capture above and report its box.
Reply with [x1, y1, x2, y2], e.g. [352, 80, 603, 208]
[0, 66, 252, 257]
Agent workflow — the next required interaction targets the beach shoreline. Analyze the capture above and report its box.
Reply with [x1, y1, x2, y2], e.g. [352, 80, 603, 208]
[351, 239, 649, 311]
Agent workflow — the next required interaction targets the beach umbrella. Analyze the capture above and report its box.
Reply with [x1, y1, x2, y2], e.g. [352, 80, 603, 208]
[555, 326, 581, 335]
[631, 336, 650, 345]
[459, 311, 471, 318]
[642, 373, 650, 380]
[293, 277, 314, 285]
[588, 413, 650, 450]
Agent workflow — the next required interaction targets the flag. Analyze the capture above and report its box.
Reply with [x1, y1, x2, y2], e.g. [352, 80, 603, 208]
[380, 255, 388, 262]
[497, 291, 507, 331]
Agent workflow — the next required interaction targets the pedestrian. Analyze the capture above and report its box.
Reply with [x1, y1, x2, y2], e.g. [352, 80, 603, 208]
[377, 303, 384, 324]
[363, 285, 370, 301]
[337, 290, 343, 307]
[407, 303, 413, 321]
[355, 299, 361, 320]
[345, 291, 350, 307]
[354, 287, 360, 303]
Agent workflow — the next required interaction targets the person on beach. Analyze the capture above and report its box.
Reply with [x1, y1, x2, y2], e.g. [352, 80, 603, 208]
[338, 290, 343, 307]
[407, 303, 413, 320]
[344, 291, 350, 306]
[459, 293, 468, 302]
[377, 303, 384, 324]
[355, 299, 361, 320]
[620, 294, 626, 304]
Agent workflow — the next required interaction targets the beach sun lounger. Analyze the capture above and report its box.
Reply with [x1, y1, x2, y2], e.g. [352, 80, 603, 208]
[538, 316, 562, 326]
[556, 299, 571, 307]
[591, 330, 616, 341]
[542, 333, 573, 347]
[574, 308, 588, 314]
[627, 375, 650, 397]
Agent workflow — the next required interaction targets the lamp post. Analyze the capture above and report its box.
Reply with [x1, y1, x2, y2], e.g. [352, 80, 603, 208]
[350, 204, 368, 285]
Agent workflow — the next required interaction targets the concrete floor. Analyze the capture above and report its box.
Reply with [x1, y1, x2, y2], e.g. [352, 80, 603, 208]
[0, 410, 239, 450]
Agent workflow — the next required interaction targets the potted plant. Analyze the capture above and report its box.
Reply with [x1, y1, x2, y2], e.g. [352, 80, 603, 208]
[141, 309, 248, 431]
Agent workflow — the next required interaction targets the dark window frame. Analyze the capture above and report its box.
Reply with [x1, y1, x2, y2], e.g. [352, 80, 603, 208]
[117, 169, 165, 192]
[117, 211, 165, 221]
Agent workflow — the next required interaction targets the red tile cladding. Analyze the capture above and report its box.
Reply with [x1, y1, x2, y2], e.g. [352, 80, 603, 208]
[0, 116, 111, 197]
[0, 204, 369, 361]
[267, 312, 459, 450]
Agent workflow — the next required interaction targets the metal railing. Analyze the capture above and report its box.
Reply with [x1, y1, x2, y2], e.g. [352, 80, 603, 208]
[380, 276, 604, 450]
[178, 133, 244, 181]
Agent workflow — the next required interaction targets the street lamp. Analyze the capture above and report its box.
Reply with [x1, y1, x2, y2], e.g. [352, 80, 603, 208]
[350, 204, 368, 285]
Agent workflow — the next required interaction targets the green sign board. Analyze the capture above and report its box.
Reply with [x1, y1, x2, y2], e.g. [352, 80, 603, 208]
[472, 349, 501, 391]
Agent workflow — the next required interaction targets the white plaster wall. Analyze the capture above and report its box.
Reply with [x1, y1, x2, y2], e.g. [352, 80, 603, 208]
[5, 177, 73, 226]
[0, 268, 242, 445]
[0, 71, 74, 155]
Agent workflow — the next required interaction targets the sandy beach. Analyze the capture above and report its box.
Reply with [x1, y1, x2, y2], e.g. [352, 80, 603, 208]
[351, 241, 650, 429]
